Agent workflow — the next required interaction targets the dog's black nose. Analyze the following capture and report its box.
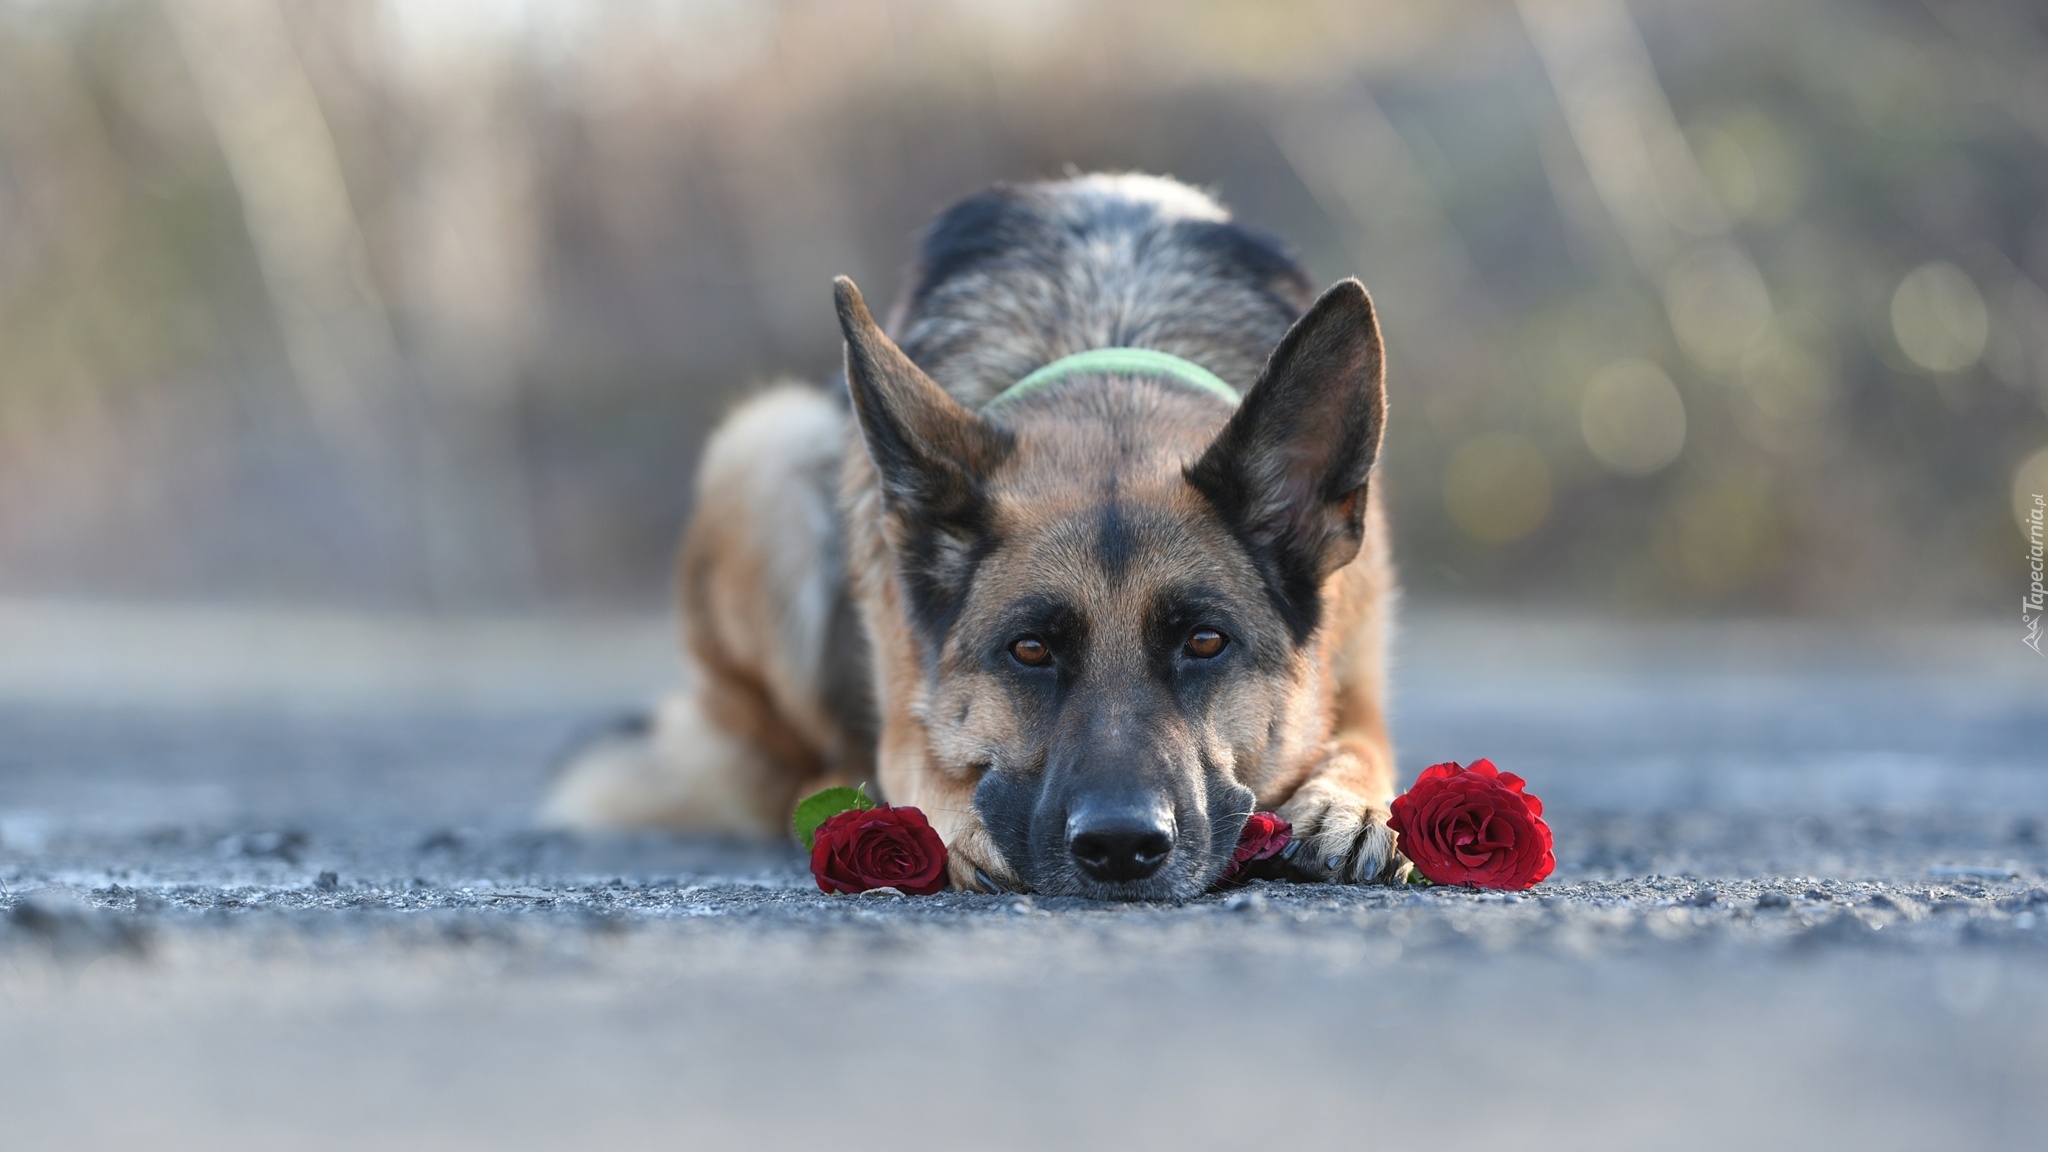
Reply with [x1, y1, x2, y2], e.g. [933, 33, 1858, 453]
[1067, 808, 1175, 882]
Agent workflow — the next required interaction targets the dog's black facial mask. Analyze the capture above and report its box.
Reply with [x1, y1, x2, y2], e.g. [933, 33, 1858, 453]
[966, 580, 1264, 900]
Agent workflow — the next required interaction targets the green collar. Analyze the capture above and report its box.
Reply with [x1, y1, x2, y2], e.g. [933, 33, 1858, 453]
[983, 347, 1240, 411]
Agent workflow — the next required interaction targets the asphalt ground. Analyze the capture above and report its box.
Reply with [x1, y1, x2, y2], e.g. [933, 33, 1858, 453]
[1, 605, 2043, 1151]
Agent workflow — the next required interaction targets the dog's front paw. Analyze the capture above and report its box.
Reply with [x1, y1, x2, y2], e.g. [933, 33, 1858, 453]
[941, 821, 1025, 893]
[1275, 778, 1409, 885]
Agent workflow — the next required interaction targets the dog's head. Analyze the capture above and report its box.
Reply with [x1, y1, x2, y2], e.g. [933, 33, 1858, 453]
[835, 277, 1386, 899]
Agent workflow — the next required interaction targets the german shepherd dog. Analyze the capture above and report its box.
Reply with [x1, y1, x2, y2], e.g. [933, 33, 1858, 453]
[543, 173, 1404, 899]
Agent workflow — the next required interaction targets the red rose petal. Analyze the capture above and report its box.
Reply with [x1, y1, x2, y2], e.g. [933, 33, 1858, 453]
[1217, 812, 1293, 886]
[811, 805, 948, 895]
[1390, 758, 1553, 890]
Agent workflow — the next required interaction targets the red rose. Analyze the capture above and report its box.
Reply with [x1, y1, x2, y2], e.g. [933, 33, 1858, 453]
[1388, 759, 1553, 890]
[810, 805, 948, 895]
[1218, 811, 1292, 886]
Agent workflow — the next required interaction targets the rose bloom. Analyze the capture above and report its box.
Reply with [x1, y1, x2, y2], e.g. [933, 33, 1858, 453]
[1217, 811, 1293, 886]
[1388, 759, 1553, 890]
[810, 805, 949, 895]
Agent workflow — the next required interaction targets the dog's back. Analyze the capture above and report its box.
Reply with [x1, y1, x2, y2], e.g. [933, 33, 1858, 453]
[890, 174, 1317, 406]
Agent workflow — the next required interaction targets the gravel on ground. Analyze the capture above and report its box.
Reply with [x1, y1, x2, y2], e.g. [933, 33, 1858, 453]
[2, 608, 2043, 1151]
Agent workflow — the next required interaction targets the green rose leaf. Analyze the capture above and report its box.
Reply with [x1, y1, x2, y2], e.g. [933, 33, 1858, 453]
[793, 784, 875, 850]
[1406, 869, 1434, 887]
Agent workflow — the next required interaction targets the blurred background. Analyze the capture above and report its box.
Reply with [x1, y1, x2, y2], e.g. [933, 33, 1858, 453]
[4, 10, 2046, 1145]
[2, 0, 2045, 617]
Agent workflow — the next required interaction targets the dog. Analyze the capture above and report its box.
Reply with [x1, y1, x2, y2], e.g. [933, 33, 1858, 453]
[542, 173, 1404, 899]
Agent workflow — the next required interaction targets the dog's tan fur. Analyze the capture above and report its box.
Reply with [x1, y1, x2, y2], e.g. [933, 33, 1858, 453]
[544, 175, 1403, 896]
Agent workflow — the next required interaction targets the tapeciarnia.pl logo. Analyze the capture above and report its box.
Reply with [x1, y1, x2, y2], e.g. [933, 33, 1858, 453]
[2026, 493, 2044, 657]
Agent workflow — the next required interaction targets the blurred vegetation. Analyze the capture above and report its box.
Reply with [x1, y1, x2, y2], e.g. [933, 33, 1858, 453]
[1, 0, 2044, 615]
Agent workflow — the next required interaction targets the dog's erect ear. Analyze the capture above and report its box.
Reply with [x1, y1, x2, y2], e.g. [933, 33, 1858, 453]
[1185, 278, 1386, 639]
[837, 276, 1010, 641]
[835, 277, 1009, 530]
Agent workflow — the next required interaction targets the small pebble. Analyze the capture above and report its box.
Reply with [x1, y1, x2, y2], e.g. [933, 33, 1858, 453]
[1756, 891, 1791, 909]
[1684, 886, 1718, 907]
[314, 871, 339, 891]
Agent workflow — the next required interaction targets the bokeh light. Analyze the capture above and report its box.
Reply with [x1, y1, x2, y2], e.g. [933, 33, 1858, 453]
[1444, 434, 1551, 544]
[1891, 262, 1988, 374]
[1663, 245, 1774, 373]
[1580, 359, 1687, 476]
[0, 0, 2038, 616]
[1659, 477, 1777, 597]
[1690, 108, 1802, 226]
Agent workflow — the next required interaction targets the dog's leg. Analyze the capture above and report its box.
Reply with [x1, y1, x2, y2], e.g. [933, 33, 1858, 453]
[1272, 740, 1406, 885]
[878, 748, 1008, 892]
[538, 690, 799, 836]
[855, 586, 1016, 892]
[849, 540, 1016, 892]
[541, 384, 865, 836]
[1272, 535, 1408, 884]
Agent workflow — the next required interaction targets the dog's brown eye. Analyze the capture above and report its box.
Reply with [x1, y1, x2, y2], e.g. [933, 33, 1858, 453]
[1010, 636, 1051, 667]
[1185, 628, 1227, 659]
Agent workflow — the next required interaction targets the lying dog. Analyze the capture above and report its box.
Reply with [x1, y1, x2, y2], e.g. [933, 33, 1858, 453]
[544, 173, 1404, 898]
